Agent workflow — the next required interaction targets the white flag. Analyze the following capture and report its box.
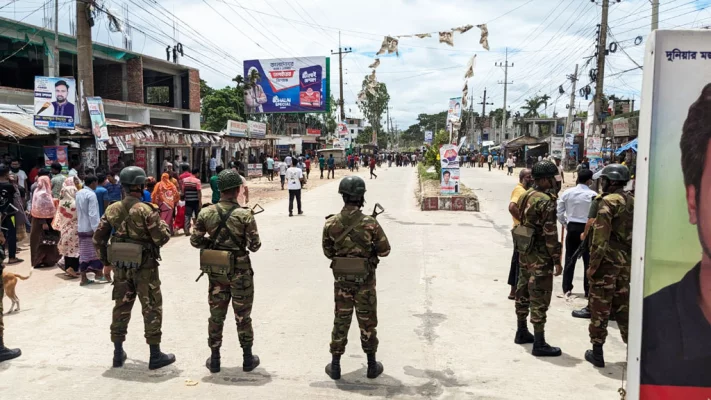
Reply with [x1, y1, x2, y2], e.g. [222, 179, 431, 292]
[477, 24, 490, 51]
[464, 55, 476, 79]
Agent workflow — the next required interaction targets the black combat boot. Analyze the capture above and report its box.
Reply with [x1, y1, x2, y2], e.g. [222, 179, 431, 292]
[514, 320, 534, 344]
[206, 347, 220, 373]
[148, 344, 176, 370]
[112, 341, 127, 368]
[325, 354, 341, 380]
[242, 346, 260, 372]
[366, 353, 384, 379]
[0, 337, 21, 362]
[531, 331, 562, 357]
[572, 306, 592, 319]
[585, 344, 605, 368]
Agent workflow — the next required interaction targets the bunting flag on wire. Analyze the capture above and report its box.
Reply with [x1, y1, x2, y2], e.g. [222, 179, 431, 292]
[477, 24, 490, 51]
[376, 36, 399, 56]
[439, 31, 454, 46]
[464, 55, 476, 79]
[368, 59, 381, 69]
[462, 82, 469, 108]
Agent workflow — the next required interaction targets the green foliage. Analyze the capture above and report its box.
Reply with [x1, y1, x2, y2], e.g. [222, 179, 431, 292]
[356, 126, 373, 144]
[423, 129, 450, 176]
[417, 162, 439, 181]
[200, 79, 214, 98]
[201, 81, 245, 132]
[357, 76, 390, 138]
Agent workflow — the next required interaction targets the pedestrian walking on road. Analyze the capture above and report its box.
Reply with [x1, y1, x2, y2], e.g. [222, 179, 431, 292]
[369, 157, 378, 179]
[506, 156, 515, 176]
[513, 160, 563, 357]
[305, 157, 311, 180]
[286, 159, 304, 217]
[279, 161, 287, 190]
[266, 155, 274, 181]
[76, 175, 105, 285]
[322, 176, 391, 380]
[487, 154, 493, 171]
[191, 170, 262, 374]
[153, 173, 179, 234]
[499, 155, 505, 170]
[210, 166, 224, 204]
[583, 164, 633, 368]
[507, 169, 533, 300]
[327, 154, 335, 179]
[319, 154, 326, 179]
[557, 169, 596, 300]
[53, 177, 81, 279]
[182, 168, 203, 236]
[92, 166, 175, 370]
[554, 158, 564, 194]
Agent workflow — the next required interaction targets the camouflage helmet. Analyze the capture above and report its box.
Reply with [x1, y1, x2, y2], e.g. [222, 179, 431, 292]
[119, 166, 147, 186]
[599, 163, 630, 182]
[338, 176, 367, 197]
[532, 160, 558, 179]
[217, 169, 243, 192]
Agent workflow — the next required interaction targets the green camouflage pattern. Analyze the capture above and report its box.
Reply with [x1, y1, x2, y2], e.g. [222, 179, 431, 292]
[515, 189, 561, 333]
[111, 267, 163, 344]
[190, 201, 261, 252]
[0, 271, 4, 338]
[217, 169, 243, 192]
[92, 197, 171, 345]
[190, 200, 261, 349]
[322, 205, 391, 355]
[588, 189, 634, 345]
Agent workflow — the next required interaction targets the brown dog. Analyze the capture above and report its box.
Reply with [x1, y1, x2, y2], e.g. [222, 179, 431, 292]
[2, 270, 31, 314]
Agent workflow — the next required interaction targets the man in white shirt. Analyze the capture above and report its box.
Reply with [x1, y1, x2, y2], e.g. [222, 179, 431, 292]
[506, 156, 515, 176]
[9, 159, 27, 198]
[278, 160, 288, 190]
[75, 175, 103, 285]
[286, 158, 304, 217]
[556, 169, 596, 299]
[209, 156, 217, 177]
[554, 158, 565, 194]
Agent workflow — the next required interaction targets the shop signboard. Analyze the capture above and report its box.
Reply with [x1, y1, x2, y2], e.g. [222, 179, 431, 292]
[108, 148, 120, 168]
[247, 163, 263, 177]
[34, 76, 76, 129]
[306, 128, 321, 136]
[612, 117, 630, 137]
[227, 120, 248, 138]
[134, 148, 147, 170]
[248, 121, 267, 138]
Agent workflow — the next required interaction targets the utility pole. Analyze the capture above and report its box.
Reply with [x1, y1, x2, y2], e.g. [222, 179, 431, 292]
[331, 31, 352, 122]
[652, 0, 659, 31]
[593, 0, 610, 138]
[564, 64, 579, 167]
[52, 0, 59, 76]
[478, 88, 494, 142]
[496, 47, 514, 143]
[77, 0, 94, 128]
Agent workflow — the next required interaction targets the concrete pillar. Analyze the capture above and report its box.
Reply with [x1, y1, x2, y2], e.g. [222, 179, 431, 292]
[126, 57, 144, 104]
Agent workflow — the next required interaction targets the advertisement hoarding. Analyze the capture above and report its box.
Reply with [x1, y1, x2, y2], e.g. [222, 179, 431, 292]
[440, 168, 460, 195]
[227, 120, 248, 137]
[86, 97, 109, 142]
[337, 123, 348, 136]
[34, 76, 77, 129]
[306, 128, 321, 136]
[447, 97, 463, 123]
[627, 30, 711, 399]
[243, 57, 329, 114]
[550, 137, 564, 160]
[248, 121, 267, 138]
[612, 117, 630, 137]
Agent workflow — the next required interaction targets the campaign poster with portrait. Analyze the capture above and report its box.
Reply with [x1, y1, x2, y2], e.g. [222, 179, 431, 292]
[86, 97, 109, 142]
[439, 144, 459, 169]
[424, 130, 433, 144]
[447, 97, 462, 123]
[440, 167, 460, 195]
[627, 30, 711, 399]
[243, 57, 329, 114]
[43, 146, 68, 171]
[33, 76, 77, 129]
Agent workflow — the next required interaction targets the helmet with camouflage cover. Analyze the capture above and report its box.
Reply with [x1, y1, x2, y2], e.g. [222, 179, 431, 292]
[532, 160, 558, 179]
[217, 169, 243, 192]
[338, 176, 367, 197]
[119, 166, 147, 186]
[599, 163, 630, 182]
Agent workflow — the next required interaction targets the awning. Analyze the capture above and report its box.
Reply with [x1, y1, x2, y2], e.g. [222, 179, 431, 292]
[527, 144, 544, 150]
[0, 104, 83, 139]
[615, 138, 638, 155]
[489, 145, 501, 151]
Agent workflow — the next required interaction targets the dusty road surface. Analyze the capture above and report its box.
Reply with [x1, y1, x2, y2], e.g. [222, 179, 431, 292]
[0, 165, 627, 399]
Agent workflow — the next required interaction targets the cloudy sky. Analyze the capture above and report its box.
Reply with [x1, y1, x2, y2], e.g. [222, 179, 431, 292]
[5, 0, 711, 127]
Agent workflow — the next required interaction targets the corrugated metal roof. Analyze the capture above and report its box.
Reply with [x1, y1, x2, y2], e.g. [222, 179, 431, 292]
[0, 104, 51, 139]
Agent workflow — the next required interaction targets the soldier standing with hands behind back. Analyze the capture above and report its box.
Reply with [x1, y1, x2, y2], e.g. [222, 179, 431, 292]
[322, 176, 391, 380]
[93, 166, 175, 370]
[191, 170, 262, 373]
[513, 160, 563, 357]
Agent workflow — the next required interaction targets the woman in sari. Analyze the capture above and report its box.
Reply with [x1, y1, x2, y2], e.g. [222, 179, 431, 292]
[152, 173, 179, 234]
[30, 175, 61, 269]
[53, 177, 81, 279]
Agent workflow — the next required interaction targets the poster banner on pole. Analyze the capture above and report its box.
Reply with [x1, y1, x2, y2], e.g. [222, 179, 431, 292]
[550, 137, 564, 160]
[243, 57, 329, 114]
[447, 97, 463, 123]
[439, 144, 459, 169]
[34, 76, 77, 129]
[108, 148, 120, 168]
[86, 97, 109, 142]
[626, 30, 711, 399]
[134, 148, 147, 170]
[440, 168, 460, 195]
[43, 146, 68, 171]
[424, 130, 433, 143]
[586, 137, 602, 158]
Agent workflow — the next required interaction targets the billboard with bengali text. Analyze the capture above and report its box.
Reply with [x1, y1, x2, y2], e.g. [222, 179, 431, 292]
[34, 76, 77, 129]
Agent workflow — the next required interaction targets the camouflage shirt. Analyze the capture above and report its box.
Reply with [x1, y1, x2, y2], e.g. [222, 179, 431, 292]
[93, 196, 171, 265]
[322, 205, 391, 260]
[589, 189, 634, 273]
[190, 200, 261, 253]
[517, 188, 562, 265]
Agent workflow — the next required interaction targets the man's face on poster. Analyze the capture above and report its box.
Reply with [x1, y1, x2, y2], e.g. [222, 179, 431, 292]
[443, 172, 451, 184]
[687, 143, 711, 259]
[55, 84, 68, 103]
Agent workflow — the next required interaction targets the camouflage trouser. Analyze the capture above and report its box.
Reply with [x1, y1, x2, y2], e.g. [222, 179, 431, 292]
[515, 258, 554, 333]
[330, 281, 378, 355]
[111, 266, 163, 345]
[207, 271, 254, 349]
[0, 271, 4, 338]
[589, 262, 630, 345]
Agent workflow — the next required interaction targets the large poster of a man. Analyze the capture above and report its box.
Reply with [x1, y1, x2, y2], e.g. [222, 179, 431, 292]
[33, 76, 77, 129]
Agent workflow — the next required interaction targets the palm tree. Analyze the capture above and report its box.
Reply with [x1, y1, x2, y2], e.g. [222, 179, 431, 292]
[522, 97, 542, 118]
[540, 94, 551, 112]
[232, 75, 244, 88]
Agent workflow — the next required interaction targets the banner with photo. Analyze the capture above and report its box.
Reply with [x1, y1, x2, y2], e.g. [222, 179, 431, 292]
[439, 144, 459, 169]
[627, 30, 711, 399]
[424, 130, 433, 143]
[243, 56, 329, 114]
[86, 97, 109, 142]
[43, 146, 68, 171]
[34, 76, 77, 129]
[550, 136, 564, 160]
[440, 167, 460, 195]
[447, 97, 463, 123]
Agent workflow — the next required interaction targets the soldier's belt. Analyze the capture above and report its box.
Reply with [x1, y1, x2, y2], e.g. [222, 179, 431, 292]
[108, 242, 144, 269]
[199, 250, 251, 277]
[332, 257, 369, 282]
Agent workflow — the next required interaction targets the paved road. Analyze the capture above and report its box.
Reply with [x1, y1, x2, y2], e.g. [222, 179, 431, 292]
[0, 165, 626, 399]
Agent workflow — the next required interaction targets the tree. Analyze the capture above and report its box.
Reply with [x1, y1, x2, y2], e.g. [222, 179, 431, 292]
[201, 83, 245, 132]
[356, 126, 373, 144]
[200, 79, 214, 98]
[357, 75, 390, 140]
[522, 96, 544, 118]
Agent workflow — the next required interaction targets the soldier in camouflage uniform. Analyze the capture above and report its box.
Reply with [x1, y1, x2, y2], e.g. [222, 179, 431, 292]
[584, 164, 634, 368]
[514, 160, 563, 357]
[93, 166, 175, 370]
[322, 176, 391, 380]
[190, 170, 262, 373]
[0, 232, 21, 363]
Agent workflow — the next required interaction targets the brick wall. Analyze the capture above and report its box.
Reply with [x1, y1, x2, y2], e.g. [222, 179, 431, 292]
[127, 57, 144, 104]
[93, 64, 123, 101]
[188, 69, 200, 112]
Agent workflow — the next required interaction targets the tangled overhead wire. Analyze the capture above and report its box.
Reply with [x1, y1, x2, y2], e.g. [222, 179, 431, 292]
[579, 85, 592, 100]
